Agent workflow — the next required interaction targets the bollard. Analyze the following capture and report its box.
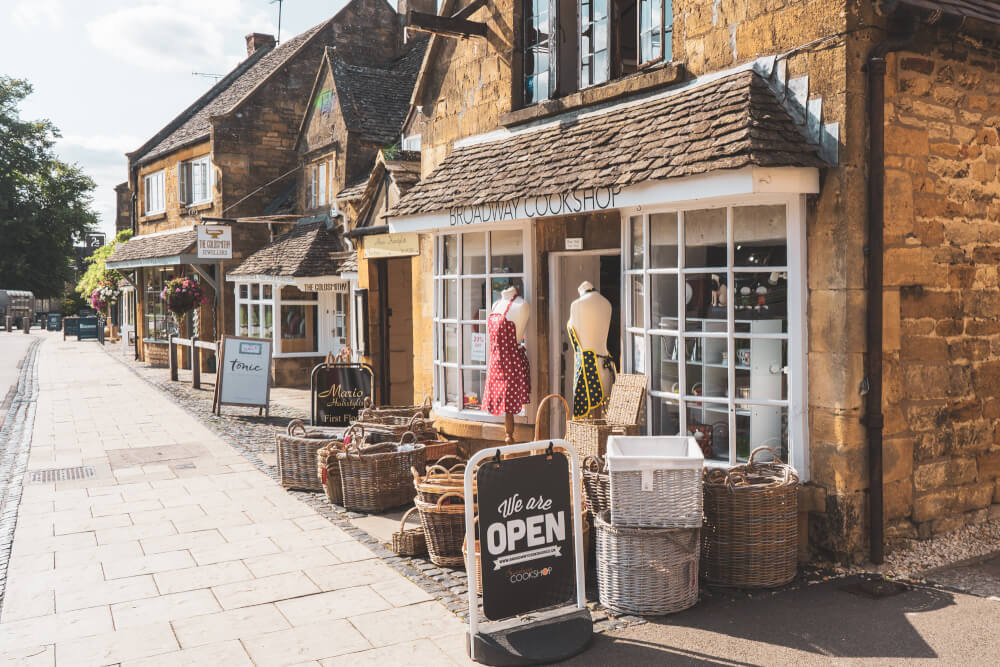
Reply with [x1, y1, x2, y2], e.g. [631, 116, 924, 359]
[192, 335, 201, 390]
[168, 335, 178, 381]
[6, 316, 11, 333]
[23, 318, 31, 334]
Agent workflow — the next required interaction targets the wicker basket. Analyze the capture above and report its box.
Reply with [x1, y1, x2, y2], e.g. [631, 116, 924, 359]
[359, 395, 432, 420]
[317, 444, 344, 504]
[701, 447, 799, 589]
[595, 511, 700, 616]
[276, 420, 340, 491]
[607, 435, 704, 528]
[566, 374, 648, 458]
[415, 491, 466, 567]
[422, 438, 462, 464]
[413, 461, 472, 504]
[352, 413, 437, 440]
[582, 455, 610, 516]
[337, 438, 426, 513]
[392, 506, 427, 556]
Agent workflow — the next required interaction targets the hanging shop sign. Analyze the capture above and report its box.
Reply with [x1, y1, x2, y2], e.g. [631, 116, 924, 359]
[197, 225, 233, 260]
[77, 316, 99, 340]
[214, 335, 272, 416]
[311, 361, 374, 426]
[362, 233, 419, 258]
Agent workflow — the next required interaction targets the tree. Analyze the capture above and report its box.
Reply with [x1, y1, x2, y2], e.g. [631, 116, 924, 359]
[77, 229, 133, 298]
[0, 77, 100, 298]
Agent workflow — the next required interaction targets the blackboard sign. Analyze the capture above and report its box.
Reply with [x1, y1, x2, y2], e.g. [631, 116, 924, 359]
[47, 313, 62, 331]
[77, 316, 99, 340]
[64, 317, 79, 338]
[476, 448, 577, 621]
[215, 335, 271, 416]
[311, 362, 374, 426]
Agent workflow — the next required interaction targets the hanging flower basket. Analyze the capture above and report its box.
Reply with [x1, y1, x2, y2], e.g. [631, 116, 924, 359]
[90, 278, 121, 316]
[161, 277, 208, 316]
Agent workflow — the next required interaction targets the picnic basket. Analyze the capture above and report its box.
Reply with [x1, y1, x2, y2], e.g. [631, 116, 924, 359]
[391, 507, 427, 556]
[566, 374, 647, 458]
[337, 435, 426, 513]
[276, 420, 340, 492]
[415, 491, 467, 567]
[701, 446, 799, 588]
[595, 511, 700, 616]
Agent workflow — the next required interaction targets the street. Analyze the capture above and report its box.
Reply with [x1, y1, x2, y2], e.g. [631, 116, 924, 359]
[0, 331, 39, 424]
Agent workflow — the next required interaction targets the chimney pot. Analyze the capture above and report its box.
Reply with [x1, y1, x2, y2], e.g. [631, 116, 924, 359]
[245, 33, 276, 56]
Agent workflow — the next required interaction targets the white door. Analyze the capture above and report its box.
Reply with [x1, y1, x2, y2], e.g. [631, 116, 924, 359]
[319, 291, 349, 357]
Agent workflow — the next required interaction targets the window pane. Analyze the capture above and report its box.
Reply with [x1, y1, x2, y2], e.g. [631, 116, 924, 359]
[733, 272, 787, 320]
[463, 368, 486, 411]
[650, 396, 680, 436]
[463, 232, 486, 274]
[490, 230, 523, 273]
[490, 276, 524, 306]
[442, 235, 458, 275]
[734, 337, 787, 401]
[688, 405, 728, 460]
[592, 49, 608, 84]
[238, 304, 248, 336]
[281, 304, 318, 353]
[630, 276, 644, 328]
[649, 212, 677, 268]
[443, 367, 459, 407]
[650, 273, 678, 329]
[735, 405, 787, 462]
[734, 205, 786, 268]
[650, 334, 679, 393]
[463, 278, 488, 321]
[442, 279, 458, 319]
[629, 216, 643, 269]
[463, 324, 488, 364]
[443, 325, 458, 363]
[263, 284, 272, 299]
[249, 303, 260, 337]
[251, 284, 260, 300]
[631, 333, 645, 374]
[262, 304, 273, 339]
[685, 273, 726, 324]
[684, 208, 726, 268]
[682, 351, 703, 398]
[239, 284, 248, 299]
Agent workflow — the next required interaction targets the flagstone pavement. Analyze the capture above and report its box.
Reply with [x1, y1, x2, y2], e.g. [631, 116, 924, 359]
[1, 335, 471, 666]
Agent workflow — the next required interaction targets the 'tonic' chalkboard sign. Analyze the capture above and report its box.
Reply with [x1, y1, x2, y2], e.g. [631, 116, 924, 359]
[310, 361, 373, 426]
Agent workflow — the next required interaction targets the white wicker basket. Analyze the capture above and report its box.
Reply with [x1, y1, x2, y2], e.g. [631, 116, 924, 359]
[595, 512, 700, 616]
[606, 435, 703, 528]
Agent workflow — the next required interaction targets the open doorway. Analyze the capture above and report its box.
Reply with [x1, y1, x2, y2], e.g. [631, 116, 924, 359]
[548, 250, 621, 436]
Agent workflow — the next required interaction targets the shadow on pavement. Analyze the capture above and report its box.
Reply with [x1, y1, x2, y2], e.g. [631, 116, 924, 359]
[565, 576, 958, 665]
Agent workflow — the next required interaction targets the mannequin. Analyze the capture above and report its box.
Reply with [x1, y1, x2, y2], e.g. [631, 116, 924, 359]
[483, 286, 531, 443]
[567, 281, 615, 418]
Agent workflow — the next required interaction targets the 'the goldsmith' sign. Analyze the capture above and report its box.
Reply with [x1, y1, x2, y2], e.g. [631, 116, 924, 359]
[216, 335, 271, 413]
[197, 225, 233, 260]
[311, 363, 373, 426]
[476, 449, 576, 620]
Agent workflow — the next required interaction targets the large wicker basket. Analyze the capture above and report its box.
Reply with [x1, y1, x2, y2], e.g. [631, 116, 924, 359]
[701, 447, 799, 589]
[352, 413, 437, 440]
[412, 460, 470, 504]
[392, 507, 427, 556]
[566, 374, 647, 458]
[415, 491, 466, 567]
[276, 420, 341, 492]
[595, 511, 700, 616]
[337, 439, 426, 513]
[317, 444, 344, 504]
[607, 435, 704, 528]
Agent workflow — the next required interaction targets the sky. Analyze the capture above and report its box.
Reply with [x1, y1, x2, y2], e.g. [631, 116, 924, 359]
[1, 0, 355, 239]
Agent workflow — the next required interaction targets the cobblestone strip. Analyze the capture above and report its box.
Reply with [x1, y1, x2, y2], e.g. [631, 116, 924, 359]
[0, 339, 40, 617]
[101, 347, 644, 633]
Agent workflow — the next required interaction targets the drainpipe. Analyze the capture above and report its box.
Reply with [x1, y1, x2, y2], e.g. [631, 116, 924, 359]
[131, 188, 140, 361]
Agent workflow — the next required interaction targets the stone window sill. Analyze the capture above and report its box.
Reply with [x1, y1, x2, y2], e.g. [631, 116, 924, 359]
[501, 62, 686, 128]
[140, 212, 167, 223]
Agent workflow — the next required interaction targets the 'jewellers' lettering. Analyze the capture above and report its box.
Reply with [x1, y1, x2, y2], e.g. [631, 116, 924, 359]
[448, 185, 622, 226]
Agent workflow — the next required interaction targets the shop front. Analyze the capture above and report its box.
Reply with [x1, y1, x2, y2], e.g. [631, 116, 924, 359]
[387, 69, 823, 475]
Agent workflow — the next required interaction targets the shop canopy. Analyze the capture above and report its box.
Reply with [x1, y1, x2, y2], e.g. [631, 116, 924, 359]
[227, 218, 354, 289]
[105, 228, 203, 270]
[386, 68, 829, 233]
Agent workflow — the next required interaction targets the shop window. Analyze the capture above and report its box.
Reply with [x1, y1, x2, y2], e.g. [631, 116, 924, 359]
[178, 155, 213, 206]
[625, 204, 798, 467]
[143, 170, 165, 215]
[279, 285, 318, 354]
[235, 281, 274, 342]
[143, 268, 177, 341]
[433, 228, 530, 416]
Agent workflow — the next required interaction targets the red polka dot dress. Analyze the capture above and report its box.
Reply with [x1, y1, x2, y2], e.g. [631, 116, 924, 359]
[483, 299, 530, 416]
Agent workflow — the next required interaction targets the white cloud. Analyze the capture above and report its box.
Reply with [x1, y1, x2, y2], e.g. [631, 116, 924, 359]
[58, 134, 143, 155]
[10, 0, 64, 30]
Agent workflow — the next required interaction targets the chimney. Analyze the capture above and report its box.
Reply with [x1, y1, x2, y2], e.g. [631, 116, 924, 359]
[245, 33, 276, 56]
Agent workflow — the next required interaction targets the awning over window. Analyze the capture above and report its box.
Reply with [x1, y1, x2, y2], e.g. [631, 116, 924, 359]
[105, 228, 201, 270]
[387, 70, 829, 232]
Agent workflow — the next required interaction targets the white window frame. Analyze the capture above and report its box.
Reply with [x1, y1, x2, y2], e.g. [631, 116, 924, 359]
[143, 170, 165, 215]
[307, 162, 328, 209]
[621, 194, 808, 479]
[179, 155, 214, 206]
[432, 224, 535, 423]
[402, 134, 422, 151]
[233, 280, 340, 358]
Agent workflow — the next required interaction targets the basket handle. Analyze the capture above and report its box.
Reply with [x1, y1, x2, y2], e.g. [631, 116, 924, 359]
[435, 454, 464, 469]
[448, 462, 467, 476]
[398, 506, 420, 532]
[533, 393, 569, 441]
[343, 423, 365, 444]
[748, 445, 785, 466]
[421, 395, 432, 410]
[363, 396, 374, 409]
[582, 455, 605, 473]
[407, 413, 425, 430]
[398, 430, 418, 446]
[436, 491, 465, 508]
[344, 441, 362, 460]
[287, 419, 307, 437]
[411, 465, 424, 486]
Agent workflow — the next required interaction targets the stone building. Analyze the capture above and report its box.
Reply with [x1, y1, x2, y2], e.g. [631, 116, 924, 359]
[107, 0, 407, 369]
[114, 182, 131, 234]
[380, 0, 1000, 561]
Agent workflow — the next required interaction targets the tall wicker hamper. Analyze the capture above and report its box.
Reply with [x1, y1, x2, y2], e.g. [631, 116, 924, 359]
[566, 374, 647, 458]
[276, 420, 341, 492]
[701, 447, 799, 588]
[415, 491, 466, 567]
[337, 441, 426, 512]
[606, 435, 704, 528]
[595, 512, 700, 616]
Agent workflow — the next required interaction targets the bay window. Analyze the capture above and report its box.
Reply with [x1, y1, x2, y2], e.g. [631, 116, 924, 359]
[624, 200, 806, 471]
[143, 170, 165, 215]
[433, 227, 531, 417]
[235, 281, 329, 356]
[143, 268, 177, 341]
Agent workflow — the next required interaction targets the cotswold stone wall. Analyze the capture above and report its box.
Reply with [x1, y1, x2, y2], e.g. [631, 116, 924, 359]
[881, 35, 1000, 540]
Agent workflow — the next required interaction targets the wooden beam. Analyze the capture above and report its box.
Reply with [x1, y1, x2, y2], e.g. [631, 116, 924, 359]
[407, 10, 486, 38]
[452, 0, 488, 21]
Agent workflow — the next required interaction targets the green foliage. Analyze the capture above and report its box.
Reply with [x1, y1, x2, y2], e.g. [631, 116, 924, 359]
[0, 77, 100, 298]
[76, 229, 132, 298]
[60, 294, 86, 316]
[381, 143, 400, 161]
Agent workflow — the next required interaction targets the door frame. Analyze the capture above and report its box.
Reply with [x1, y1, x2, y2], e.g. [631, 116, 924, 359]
[547, 249, 622, 401]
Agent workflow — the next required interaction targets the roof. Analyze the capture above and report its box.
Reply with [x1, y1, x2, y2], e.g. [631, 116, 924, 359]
[132, 21, 330, 165]
[897, 0, 1000, 24]
[228, 221, 349, 278]
[329, 37, 428, 145]
[106, 229, 197, 265]
[336, 178, 370, 202]
[390, 70, 827, 217]
[337, 148, 421, 228]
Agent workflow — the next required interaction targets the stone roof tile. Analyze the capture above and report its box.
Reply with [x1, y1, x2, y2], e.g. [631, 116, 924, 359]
[228, 221, 349, 278]
[107, 229, 197, 264]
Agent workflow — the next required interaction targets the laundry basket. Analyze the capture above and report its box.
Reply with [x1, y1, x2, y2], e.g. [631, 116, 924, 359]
[606, 435, 703, 528]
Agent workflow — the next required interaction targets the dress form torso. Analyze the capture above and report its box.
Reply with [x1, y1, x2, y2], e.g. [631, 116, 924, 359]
[482, 287, 531, 416]
[491, 288, 529, 340]
[567, 282, 615, 417]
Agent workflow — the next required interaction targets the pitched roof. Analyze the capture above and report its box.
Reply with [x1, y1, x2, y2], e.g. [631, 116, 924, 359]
[132, 21, 330, 165]
[898, 0, 1000, 24]
[329, 37, 428, 145]
[336, 148, 421, 228]
[390, 70, 827, 217]
[336, 178, 370, 202]
[228, 221, 349, 278]
[106, 229, 197, 265]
